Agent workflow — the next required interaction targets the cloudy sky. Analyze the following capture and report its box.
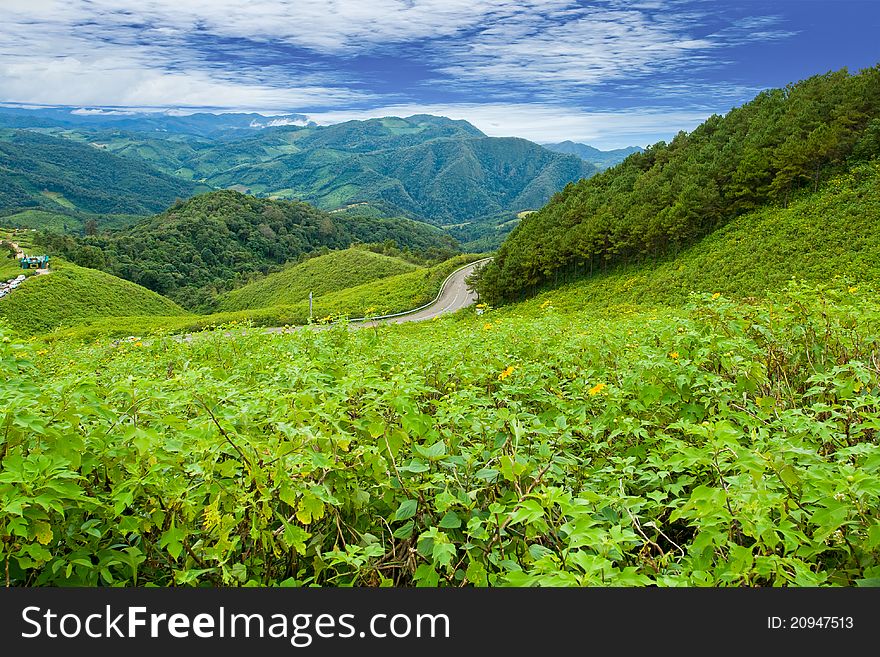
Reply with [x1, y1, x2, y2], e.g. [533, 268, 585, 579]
[1, 0, 878, 147]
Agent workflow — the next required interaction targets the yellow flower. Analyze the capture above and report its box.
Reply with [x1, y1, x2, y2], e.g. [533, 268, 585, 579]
[134, 341, 143, 347]
[540, 299, 552, 309]
[364, 306, 376, 314]
[483, 322, 493, 330]
[476, 303, 487, 309]
[588, 382, 607, 396]
[499, 365, 516, 381]
[711, 292, 721, 300]
[669, 351, 679, 359]
[849, 286, 859, 294]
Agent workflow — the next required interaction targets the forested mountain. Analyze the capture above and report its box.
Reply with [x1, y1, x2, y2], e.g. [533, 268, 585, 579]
[3, 113, 596, 232]
[0, 130, 205, 215]
[476, 66, 880, 302]
[205, 133, 597, 224]
[543, 141, 644, 170]
[35, 190, 457, 308]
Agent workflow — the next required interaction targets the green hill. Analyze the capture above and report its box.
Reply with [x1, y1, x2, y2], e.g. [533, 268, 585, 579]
[36, 191, 458, 309]
[0, 129, 205, 216]
[506, 160, 880, 313]
[217, 248, 419, 312]
[0, 260, 187, 335]
[477, 66, 880, 302]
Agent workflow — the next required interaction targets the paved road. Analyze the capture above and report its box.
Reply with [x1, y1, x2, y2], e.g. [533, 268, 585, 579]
[361, 257, 490, 326]
[264, 257, 491, 335]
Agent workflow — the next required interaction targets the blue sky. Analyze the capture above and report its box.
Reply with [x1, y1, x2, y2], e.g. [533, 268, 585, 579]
[1, 0, 878, 148]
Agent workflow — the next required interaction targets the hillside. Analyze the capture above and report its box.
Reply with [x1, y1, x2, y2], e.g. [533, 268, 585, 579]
[499, 160, 880, 313]
[36, 191, 459, 309]
[543, 142, 643, 170]
[195, 121, 597, 225]
[0, 260, 187, 334]
[477, 66, 880, 303]
[0, 129, 205, 216]
[0, 107, 312, 137]
[217, 248, 418, 312]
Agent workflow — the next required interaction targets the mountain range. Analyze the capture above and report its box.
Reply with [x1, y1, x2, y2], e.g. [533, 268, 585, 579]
[0, 109, 629, 239]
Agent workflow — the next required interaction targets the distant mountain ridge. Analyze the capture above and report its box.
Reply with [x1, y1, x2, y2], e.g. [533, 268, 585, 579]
[542, 141, 644, 170]
[0, 106, 313, 137]
[0, 110, 599, 233]
[0, 129, 206, 215]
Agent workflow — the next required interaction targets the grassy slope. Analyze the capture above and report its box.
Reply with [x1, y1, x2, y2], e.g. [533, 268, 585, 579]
[43, 254, 484, 341]
[0, 260, 187, 335]
[217, 248, 418, 312]
[511, 162, 880, 315]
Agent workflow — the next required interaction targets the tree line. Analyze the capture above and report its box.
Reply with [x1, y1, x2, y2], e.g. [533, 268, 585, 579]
[475, 66, 880, 302]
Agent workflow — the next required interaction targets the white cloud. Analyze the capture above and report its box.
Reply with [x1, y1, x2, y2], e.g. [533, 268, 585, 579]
[0, 0, 796, 139]
[306, 103, 716, 149]
[250, 116, 312, 128]
[70, 108, 138, 116]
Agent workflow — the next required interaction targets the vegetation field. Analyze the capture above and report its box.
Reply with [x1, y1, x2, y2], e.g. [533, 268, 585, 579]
[2, 66, 879, 591]
[3, 281, 879, 586]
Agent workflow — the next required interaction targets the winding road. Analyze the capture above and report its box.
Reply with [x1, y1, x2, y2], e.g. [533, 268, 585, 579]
[360, 257, 490, 326]
[265, 257, 491, 335]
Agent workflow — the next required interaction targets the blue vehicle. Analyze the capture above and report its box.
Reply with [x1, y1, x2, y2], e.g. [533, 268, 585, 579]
[19, 254, 49, 270]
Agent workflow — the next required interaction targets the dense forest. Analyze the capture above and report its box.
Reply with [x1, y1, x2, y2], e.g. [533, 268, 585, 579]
[36, 191, 458, 309]
[475, 66, 880, 302]
[0, 130, 204, 215]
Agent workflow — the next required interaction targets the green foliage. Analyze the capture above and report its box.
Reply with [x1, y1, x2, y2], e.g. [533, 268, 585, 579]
[3, 281, 880, 586]
[0, 129, 204, 215]
[479, 66, 880, 302]
[0, 260, 186, 334]
[217, 248, 419, 312]
[36, 191, 461, 309]
[37, 254, 484, 341]
[505, 161, 880, 312]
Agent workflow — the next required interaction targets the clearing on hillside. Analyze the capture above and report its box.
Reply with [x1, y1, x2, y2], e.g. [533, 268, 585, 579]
[217, 248, 419, 312]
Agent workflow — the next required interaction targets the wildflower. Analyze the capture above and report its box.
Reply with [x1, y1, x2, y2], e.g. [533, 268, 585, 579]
[134, 341, 143, 347]
[476, 303, 487, 309]
[483, 322, 493, 330]
[540, 299, 552, 309]
[499, 365, 516, 381]
[37, 349, 48, 356]
[849, 286, 859, 294]
[711, 292, 721, 300]
[588, 382, 607, 396]
[669, 351, 680, 360]
[364, 306, 376, 315]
